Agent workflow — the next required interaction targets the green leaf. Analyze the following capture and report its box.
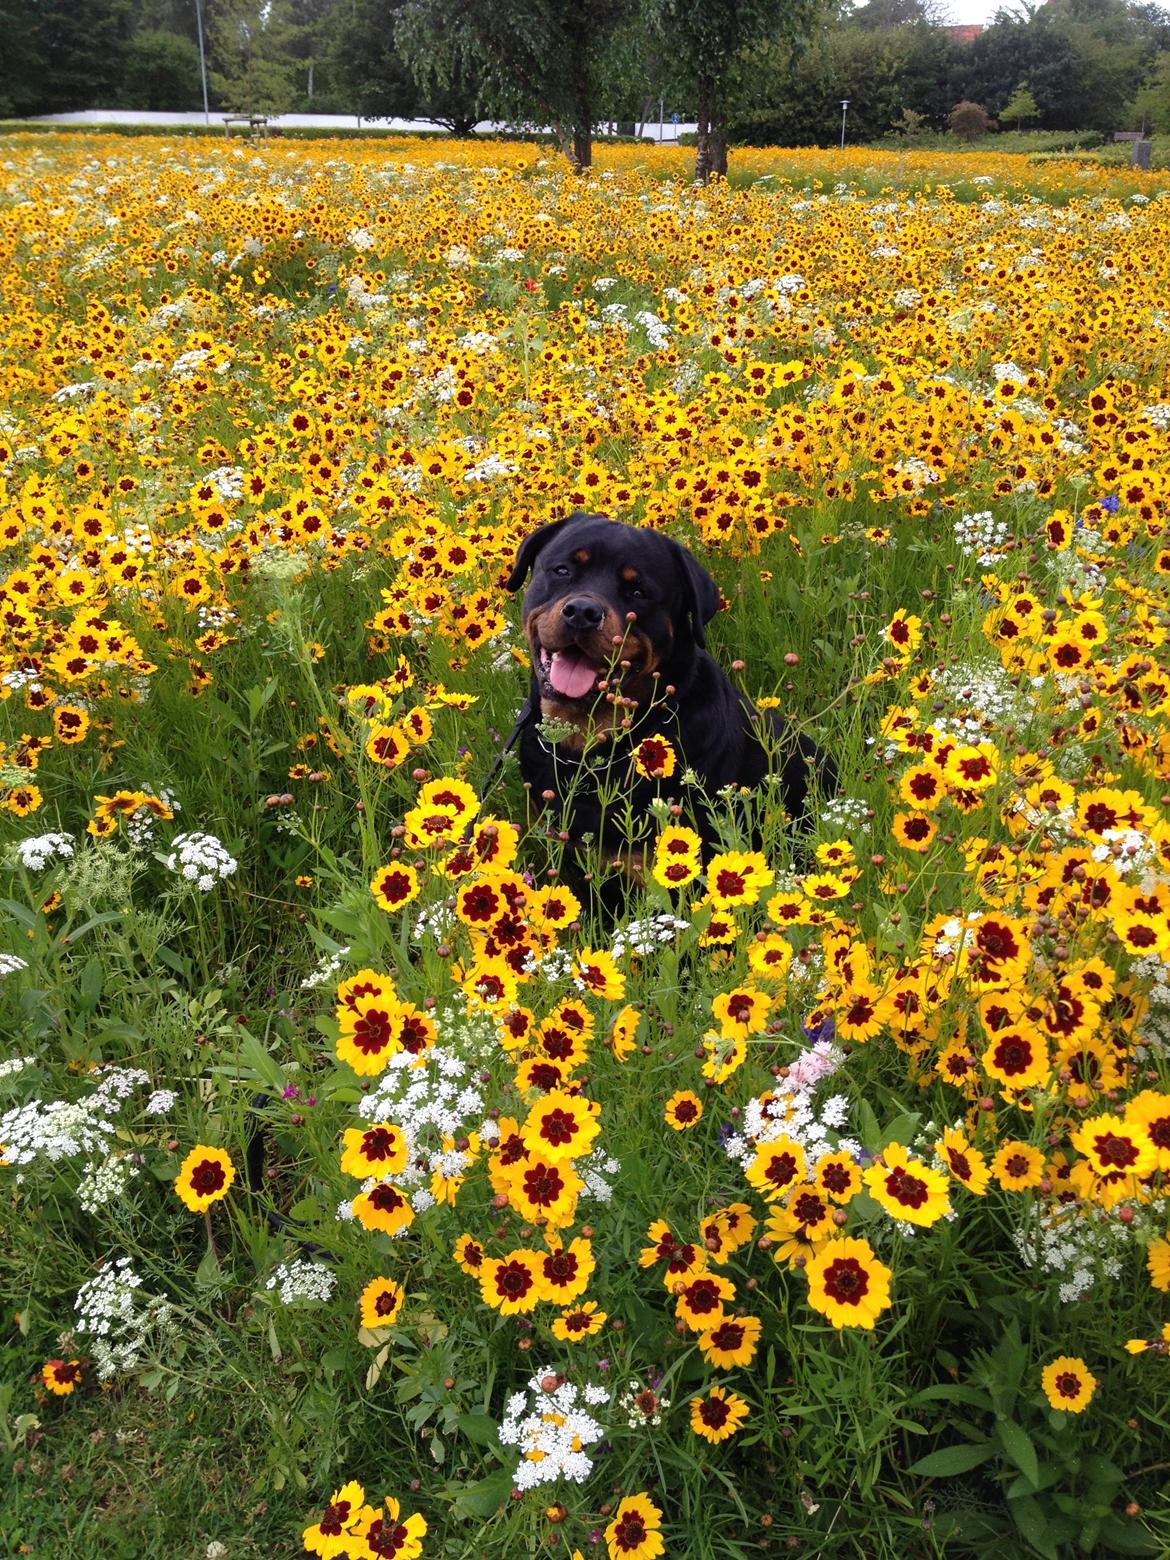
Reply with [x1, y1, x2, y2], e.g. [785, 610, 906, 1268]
[450, 1467, 513, 1520]
[910, 1383, 994, 1410]
[857, 1097, 881, 1153]
[910, 1441, 996, 1477]
[79, 955, 104, 1010]
[880, 1111, 922, 1147]
[457, 1411, 501, 1449]
[997, 1418, 1039, 1488]
[1011, 1496, 1064, 1560]
[1097, 1514, 1162, 1554]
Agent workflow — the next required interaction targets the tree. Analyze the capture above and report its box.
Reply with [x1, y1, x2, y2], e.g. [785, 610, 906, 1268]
[396, 0, 635, 169]
[999, 80, 1040, 128]
[207, 0, 299, 113]
[948, 98, 995, 137]
[643, 0, 821, 179]
[27, 0, 137, 110]
[120, 29, 204, 109]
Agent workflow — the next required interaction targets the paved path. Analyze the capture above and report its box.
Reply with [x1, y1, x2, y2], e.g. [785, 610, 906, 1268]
[26, 109, 696, 142]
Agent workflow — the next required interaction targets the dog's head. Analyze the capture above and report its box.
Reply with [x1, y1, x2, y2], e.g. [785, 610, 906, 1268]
[505, 512, 722, 713]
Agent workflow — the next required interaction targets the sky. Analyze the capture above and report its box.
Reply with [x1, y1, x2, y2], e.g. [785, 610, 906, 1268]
[939, 0, 1012, 23]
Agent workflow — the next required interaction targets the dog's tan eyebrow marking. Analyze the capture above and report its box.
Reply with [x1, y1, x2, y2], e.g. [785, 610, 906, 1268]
[620, 566, 640, 585]
[572, 548, 591, 565]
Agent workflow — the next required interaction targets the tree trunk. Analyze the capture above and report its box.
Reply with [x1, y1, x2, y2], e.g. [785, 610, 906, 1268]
[570, 27, 591, 171]
[695, 71, 714, 182]
[573, 121, 592, 169]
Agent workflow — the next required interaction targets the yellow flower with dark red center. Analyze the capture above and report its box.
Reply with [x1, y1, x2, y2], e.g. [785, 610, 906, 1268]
[609, 1004, 641, 1061]
[335, 970, 402, 1076]
[805, 1236, 893, 1330]
[1071, 1113, 1156, 1181]
[527, 882, 582, 930]
[352, 1181, 414, 1238]
[364, 723, 409, 770]
[711, 984, 771, 1040]
[991, 1140, 1045, 1191]
[572, 947, 625, 1001]
[632, 734, 676, 779]
[503, 1153, 583, 1228]
[403, 776, 478, 849]
[174, 1144, 235, 1213]
[674, 1269, 736, 1331]
[834, 980, 887, 1043]
[891, 810, 937, 851]
[690, 1384, 749, 1443]
[52, 704, 89, 743]
[800, 870, 851, 902]
[552, 1300, 607, 1341]
[981, 1025, 1049, 1092]
[42, 1358, 83, 1396]
[746, 1135, 807, 1201]
[935, 1127, 990, 1196]
[698, 1313, 762, 1369]
[478, 1249, 547, 1314]
[705, 849, 774, 908]
[701, 1031, 746, 1084]
[651, 824, 702, 889]
[537, 1235, 595, 1302]
[699, 1202, 756, 1261]
[522, 1088, 600, 1162]
[885, 610, 922, 656]
[369, 861, 420, 913]
[664, 1090, 703, 1130]
[352, 1495, 427, 1559]
[864, 1143, 950, 1227]
[1129, 1092, 1170, 1170]
[746, 931, 793, 985]
[358, 1276, 405, 1329]
[766, 890, 812, 927]
[605, 1492, 664, 1560]
[303, 1479, 367, 1558]
[1041, 1355, 1097, 1413]
[944, 742, 998, 792]
[765, 1187, 836, 1266]
[1148, 1238, 1170, 1292]
[452, 1233, 485, 1275]
[340, 1123, 408, 1180]
[899, 763, 944, 810]
[813, 1152, 862, 1204]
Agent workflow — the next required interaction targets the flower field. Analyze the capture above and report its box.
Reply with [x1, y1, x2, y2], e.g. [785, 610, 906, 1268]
[3, 132, 1170, 1558]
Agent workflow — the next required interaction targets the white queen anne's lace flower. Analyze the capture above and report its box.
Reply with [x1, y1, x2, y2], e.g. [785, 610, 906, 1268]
[164, 832, 238, 891]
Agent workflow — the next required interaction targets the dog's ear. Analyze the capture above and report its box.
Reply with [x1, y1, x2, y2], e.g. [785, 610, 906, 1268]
[504, 515, 580, 592]
[667, 538, 722, 648]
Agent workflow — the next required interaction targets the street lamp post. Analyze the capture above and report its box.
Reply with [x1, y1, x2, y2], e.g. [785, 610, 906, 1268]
[840, 99, 850, 150]
[193, 0, 211, 127]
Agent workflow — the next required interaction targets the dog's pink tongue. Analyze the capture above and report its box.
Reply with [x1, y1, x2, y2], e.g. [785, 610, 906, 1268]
[549, 649, 598, 699]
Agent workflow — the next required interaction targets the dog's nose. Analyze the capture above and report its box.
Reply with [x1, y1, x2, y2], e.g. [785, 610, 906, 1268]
[561, 597, 604, 631]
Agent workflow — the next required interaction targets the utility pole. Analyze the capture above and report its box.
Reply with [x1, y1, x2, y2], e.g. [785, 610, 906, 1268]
[839, 99, 849, 149]
[194, 0, 211, 126]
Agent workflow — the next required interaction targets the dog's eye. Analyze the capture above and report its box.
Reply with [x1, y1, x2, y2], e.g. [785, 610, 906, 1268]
[551, 564, 571, 578]
[627, 585, 647, 601]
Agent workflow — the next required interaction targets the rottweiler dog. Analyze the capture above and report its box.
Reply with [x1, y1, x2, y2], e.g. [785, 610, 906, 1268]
[505, 512, 833, 871]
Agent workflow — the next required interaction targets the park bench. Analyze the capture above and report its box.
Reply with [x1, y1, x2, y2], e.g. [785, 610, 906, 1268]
[223, 114, 270, 140]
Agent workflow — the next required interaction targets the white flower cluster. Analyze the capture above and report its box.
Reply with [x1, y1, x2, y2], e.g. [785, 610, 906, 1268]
[924, 659, 1024, 741]
[347, 227, 375, 251]
[78, 1152, 140, 1214]
[611, 913, 690, 961]
[0, 952, 29, 977]
[1142, 402, 1170, 432]
[164, 831, 238, 891]
[146, 1088, 177, 1115]
[497, 1369, 609, 1490]
[354, 1037, 489, 1215]
[301, 945, 351, 990]
[953, 509, 1011, 564]
[1013, 1206, 1126, 1304]
[992, 360, 1029, 387]
[15, 831, 75, 870]
[0, 1055, 35, 1080]
[635, 310, 670, 348]
[75, 1257, 175, 1380]
[127, 787, 179, 850]
[819, 794, 872, 836]
[577, 1143, 621, 1205]
[264, 1258, 338, 1305]
[723, 1038, 857, 1172]
[462, 453, 517, 484]
[0, 1066, 150, 1170]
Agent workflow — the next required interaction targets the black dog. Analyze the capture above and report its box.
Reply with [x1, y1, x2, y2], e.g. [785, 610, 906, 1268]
[505, 512, 833, 871]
